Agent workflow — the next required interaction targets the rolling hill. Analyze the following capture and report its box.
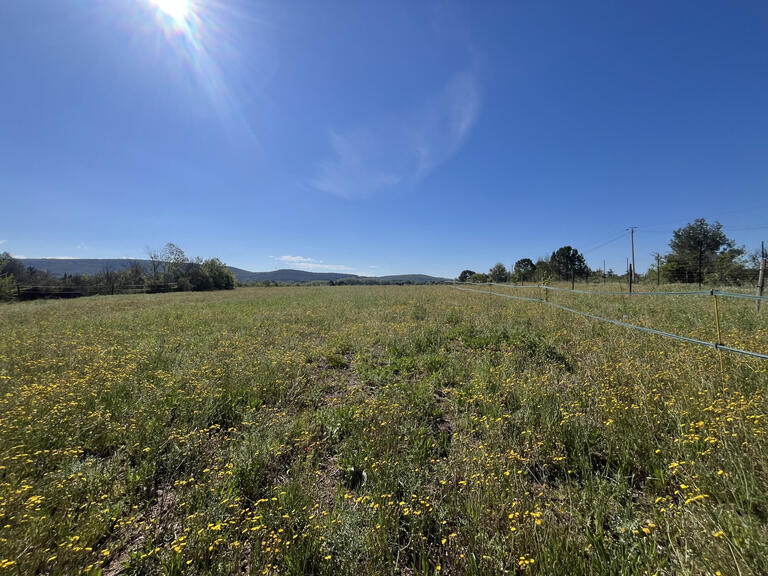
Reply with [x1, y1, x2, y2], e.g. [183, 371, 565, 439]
[18, 259, 447, 285]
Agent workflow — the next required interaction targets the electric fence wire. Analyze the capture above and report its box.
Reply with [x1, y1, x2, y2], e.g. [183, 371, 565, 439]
[449, 284, 768, 361]
[453, 281, 768, 302]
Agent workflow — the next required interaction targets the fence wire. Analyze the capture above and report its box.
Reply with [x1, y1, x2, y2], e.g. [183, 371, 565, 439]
[450, 284, 768, 361]
[452, 281, 768, 302]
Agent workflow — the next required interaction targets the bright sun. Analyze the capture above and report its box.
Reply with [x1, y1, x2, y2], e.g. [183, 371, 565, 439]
[151, 0, 190, 22]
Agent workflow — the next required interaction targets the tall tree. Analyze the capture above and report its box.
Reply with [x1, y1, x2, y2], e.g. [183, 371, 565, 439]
[664, 219, 744, 284]
[489, 262, 509, 283]
[513, 258, 536, 282]
[161, 243, 189, 282]
[549, 246, 588, 280]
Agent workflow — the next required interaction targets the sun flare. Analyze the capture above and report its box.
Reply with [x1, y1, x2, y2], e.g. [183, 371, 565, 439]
[151, 0, 190, 22]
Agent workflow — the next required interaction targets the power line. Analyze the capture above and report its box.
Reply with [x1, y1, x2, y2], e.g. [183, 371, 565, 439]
[581, 231, 628, 254]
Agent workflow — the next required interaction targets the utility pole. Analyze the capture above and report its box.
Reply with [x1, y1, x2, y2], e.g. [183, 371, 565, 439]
[628, 226, 637, 282]
[758, 240, 765, 314]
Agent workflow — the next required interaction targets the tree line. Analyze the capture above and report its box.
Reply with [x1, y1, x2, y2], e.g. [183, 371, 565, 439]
[458, 219, 764, 286]
[0, 243, 235, 302]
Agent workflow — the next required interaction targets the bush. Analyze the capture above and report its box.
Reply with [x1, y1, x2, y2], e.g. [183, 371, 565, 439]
[0, 275, 16, 302]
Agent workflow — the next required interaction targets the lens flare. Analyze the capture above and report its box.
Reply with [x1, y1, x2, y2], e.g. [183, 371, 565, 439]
[151, 0, 190, 23]
[140, 0, 256, 142]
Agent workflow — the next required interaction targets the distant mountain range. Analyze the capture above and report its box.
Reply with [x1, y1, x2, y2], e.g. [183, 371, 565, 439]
[18, 259, 448, 285]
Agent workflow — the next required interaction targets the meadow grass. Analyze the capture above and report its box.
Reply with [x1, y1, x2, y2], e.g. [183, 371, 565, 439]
[1, 285, 767, 575]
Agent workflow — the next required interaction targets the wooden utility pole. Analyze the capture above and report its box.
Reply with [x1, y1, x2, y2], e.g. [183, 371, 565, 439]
[628, 227, 637, 282]
[758, 241, 765, 314]
[629, 264, 633, 294]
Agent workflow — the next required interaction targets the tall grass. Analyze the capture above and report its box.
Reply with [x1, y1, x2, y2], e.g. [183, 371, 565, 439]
[0, 286, 766, 574]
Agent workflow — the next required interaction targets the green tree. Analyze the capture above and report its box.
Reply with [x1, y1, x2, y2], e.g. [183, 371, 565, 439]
[161, 242, 189, 283]
[663, 219, 745, 284]
[489, 262, 509, 283]
[549, 246, 589, 280]
[513, 258, 536, 282]
[188, 265, 213, 291]
[458, 269, 475, 283]
[0, 252, 17, 302]
[0, 252, 24, 279]
[469, 272, 489, 283]
[202, 258, 235, 290]
[534, 258, 551, 281]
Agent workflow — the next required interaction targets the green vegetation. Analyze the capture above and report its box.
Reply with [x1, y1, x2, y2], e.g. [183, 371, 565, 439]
[548, 246, 589, 281]
[1, 285, 767, 574]
[461, 219, 762, 286]
[661, 219, 752, 285]
[0, 244, 234, 302]
[489, 263, 509, 283]
[513, 259, 536, 283]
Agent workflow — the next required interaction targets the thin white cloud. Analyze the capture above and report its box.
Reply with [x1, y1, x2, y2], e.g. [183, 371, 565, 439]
[413, 70, 480, 178]
[271, 255, 353, 272]
[310, 69, 480, 198]
[0, 240, 6, 245]
[292, 262, 354, 272]
[276, 255, 318, 264]
[309, 130, 402, 199]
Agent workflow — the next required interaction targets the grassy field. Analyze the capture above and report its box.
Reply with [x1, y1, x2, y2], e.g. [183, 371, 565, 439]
[1, 285, 767, 575]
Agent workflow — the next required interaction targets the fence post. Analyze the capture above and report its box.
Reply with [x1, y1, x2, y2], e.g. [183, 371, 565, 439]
[712, 291, 725, 377]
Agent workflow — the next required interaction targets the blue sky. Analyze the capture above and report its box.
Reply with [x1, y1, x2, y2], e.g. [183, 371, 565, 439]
[1, 0, 767, 277]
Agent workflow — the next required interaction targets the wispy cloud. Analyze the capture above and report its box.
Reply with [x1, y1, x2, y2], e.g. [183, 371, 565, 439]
[276, 255, 318, 264]
[310, 69, 480, 198]
[272, 255, 354, 272]
[310, 131, 403, 199]
[0, 240, 5, 245]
